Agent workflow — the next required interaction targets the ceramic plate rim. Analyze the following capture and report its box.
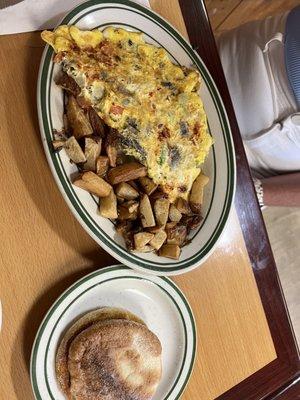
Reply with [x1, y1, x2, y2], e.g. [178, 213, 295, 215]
[30, 264, 197, 400]
[37, 0, 236, 275]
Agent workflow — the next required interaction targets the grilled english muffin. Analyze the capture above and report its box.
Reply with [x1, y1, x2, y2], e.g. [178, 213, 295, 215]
[68, 319, 162, 400]
[56, 307, 146, 396]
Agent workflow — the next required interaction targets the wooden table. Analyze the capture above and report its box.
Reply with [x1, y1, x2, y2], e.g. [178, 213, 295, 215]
[0, 0, 299, 399]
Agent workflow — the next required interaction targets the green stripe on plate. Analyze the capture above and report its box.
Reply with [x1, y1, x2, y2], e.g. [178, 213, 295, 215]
[30, 265, 197, 400]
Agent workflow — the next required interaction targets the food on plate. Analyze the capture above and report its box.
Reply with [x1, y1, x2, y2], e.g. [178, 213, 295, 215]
[55, 307, 162, 400]
[41, 25, 212, 259]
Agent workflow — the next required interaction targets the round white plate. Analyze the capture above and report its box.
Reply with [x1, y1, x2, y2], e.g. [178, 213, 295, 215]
[30, 265, 196, 400]
[37, 0, 236, 275]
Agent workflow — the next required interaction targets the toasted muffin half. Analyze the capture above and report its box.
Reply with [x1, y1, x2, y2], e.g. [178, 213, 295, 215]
[68, 319, 162, 400]
[56, 307, 145, 395]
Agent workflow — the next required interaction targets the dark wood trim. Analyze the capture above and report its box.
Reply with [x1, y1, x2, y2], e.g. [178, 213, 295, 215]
[179, 1, 300, 399]
[267, 375, 300, 399]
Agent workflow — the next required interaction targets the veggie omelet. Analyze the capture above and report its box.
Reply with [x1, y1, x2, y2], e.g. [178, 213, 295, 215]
[42, 25, 213, 201]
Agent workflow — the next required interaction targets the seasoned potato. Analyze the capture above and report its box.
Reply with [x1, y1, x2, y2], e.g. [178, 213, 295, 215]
[139, 176, 158, 195]
[146, 226, 163, 234]
[159, 244, 181, 260]
[108, 162, 147, 185]
[56, 72, 80, 96]
[64, 136, 86, 163]
[84, 137, 101, 171]
[140, 194, 155, 228]
[168, 204, 182, 222]
[133, 245, 153, 253]
[52, 139, 66, 151]
[182, 214, 203, 232]
[115, 182, 139, 200]
[66, 96, 93, 139]
[154, 198, 170, 227]
[73, 171, 112, 197]
[189, 173, 209, 213]
[149, 230, 167, 250]
[134, 232, 154, 249]
[105, 128, 118, 167]
[166, 224, 187, 246]
[122, 200, 139, 214]
[115, 220, 133, 235]
[88, 107, 105, 137]
[96, 156, 109, 177]
[118, 205, 138, 220]
[175, 197, 192, 215]
[99, 189, 118, 219]
[165, 221, 178, 230]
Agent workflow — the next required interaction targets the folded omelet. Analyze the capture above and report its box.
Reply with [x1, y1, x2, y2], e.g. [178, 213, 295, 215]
[42, 25, 212, 201]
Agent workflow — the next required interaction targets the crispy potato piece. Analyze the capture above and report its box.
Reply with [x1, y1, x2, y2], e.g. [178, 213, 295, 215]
[128, 180, 140, 192]
[96, 156, 109, 177]
[67, 96, 93, 139]
[169, 204, 182, 222]
[115, 220, 133, 235]
[190, 173, 209, 213]
[123, 231, 135, 251]
[165, 221, 178, 230]
[56, 72, 80, 96]
[88, 107, 105, 138]
[84, 138, 101, 171]
[118, 205, 138, 220]
[146, 226, 163, 234]
[98, 189, 118, 219]
[175, 197, 192, 215]
[159, 244, 181, 260]
[154, 198, 170, 227]
[122, 200, 139, 214]
[64, 136, 86, 163]
[166, 225, 187, 246]
[133, 245, 153, 253]
[150, 190, 168, 202]
[117, 195, 125, 204]
[139, 176, 158, 195]
[149, 230, 167, 250]
[73, 171, 112, 197]
[182, 214, 203, 232]
[105, 128, 118, 167]
[52, 139, 66, 151]
[140, 194, 155, 228]
[108, 162, 147, 185]
[134, 232, 154, 249]
[115, 182, 139, 200]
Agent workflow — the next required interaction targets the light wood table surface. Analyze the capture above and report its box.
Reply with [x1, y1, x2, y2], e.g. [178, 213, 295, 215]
[0, 1, 297, 399]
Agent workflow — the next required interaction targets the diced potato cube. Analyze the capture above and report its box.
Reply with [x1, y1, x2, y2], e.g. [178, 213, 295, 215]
[115, 182, 139, 200]
[122, 200, 139, 214]
[84, 138, 101, 171]
[108, 163, 147, 185]
[169, 204, 182, 222]
[154, 198, 170, 227]
[98, 189, 118, 219]
[149, 230, 167, 250]
[139, 176, 158, 195]
[96, 156, 109, 177]
[175, 197, 191, 215]
[66, 96, 93, 139]
[64, 136, 86, 163]
[158, 244, 181, 260]
[166, 225, 187, 246]
[189, 173, 209, 213]
[73, 171, 112, 197]
[134, 232, 154, 249]
[140, 194, 155, 228]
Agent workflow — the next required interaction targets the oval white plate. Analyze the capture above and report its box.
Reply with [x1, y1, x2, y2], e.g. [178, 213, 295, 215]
[37, 0, 236, 275]
[30, 265, 196, 400]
